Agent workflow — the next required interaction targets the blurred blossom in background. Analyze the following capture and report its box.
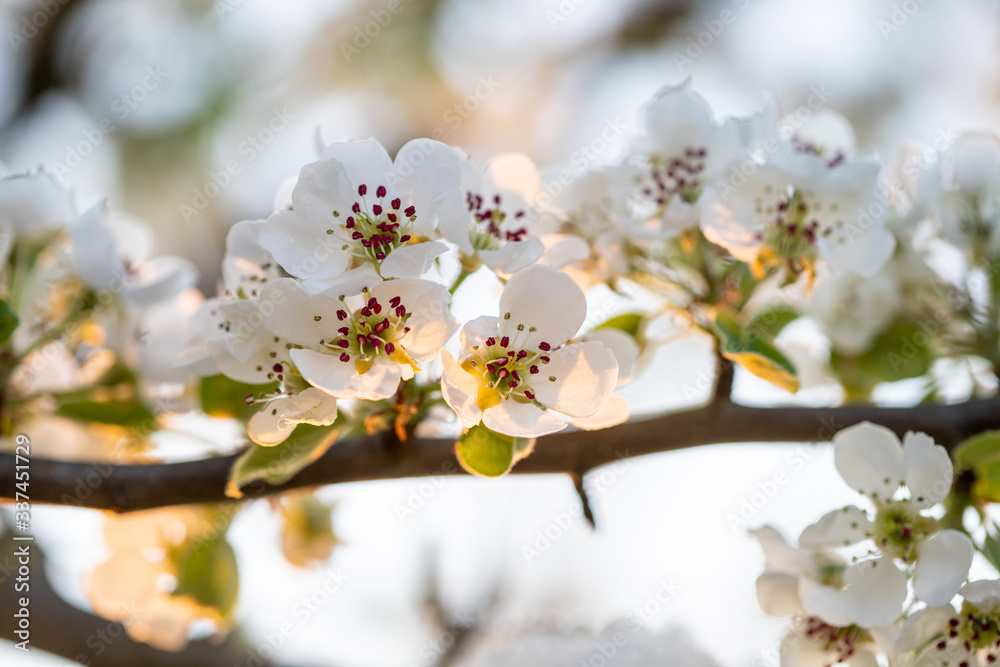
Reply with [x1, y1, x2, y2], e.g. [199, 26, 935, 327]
[2, 0, 1000, 664]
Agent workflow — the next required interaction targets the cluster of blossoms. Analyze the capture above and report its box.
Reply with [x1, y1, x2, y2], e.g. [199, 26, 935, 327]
[3, 77, 1000, 653]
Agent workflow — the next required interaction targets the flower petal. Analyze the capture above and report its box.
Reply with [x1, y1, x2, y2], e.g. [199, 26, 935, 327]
[499, 265, 587, 349]
[833, 422, 904, 500]
[290, 348, 401, 400]
[567, 394, 630, 430]
[257, 279, 343, 347]
[316, 138, 393, 193]
[798, 505, 872, 549]
[798, 577, 852, 627]
[844, 558, 907, 628]
[902, 431, 953, 509]
[756, 573, 802, 617]
[914, 529, 973, 606]
[482, 400, 567, 438]
[379, 241, 448, 279]
[441, 349, 484, 429]
[258, 210, 350, 281]
[529, 341, 618, 418]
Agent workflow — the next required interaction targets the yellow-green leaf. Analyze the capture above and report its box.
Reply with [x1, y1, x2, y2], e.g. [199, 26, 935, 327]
[456, 424, 516, 477]
[226, 424, 339, 498]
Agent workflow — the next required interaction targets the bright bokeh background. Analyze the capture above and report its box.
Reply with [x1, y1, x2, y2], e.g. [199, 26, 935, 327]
[2, 0, 1000, 664]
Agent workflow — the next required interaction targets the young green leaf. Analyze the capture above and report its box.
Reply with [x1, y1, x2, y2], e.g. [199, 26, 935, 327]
[456, 424, 516, 477]
[954, 430, 1000, 471]
[226, 424, 339, 498]
[0, 299, 18, 345]
[57, 399, 156, 427]
[172, 534, 239, 618]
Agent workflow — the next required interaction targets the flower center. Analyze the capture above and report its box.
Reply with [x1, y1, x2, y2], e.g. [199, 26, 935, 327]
[798, 616, 870, 664]
[633, 147, 707, 216]
[459, 315, 558, 410]
[320, 290, 418, 375]
[466, 191, 527, 251]
[872, 501, 937, 562]
[328, 184, 416, 263]
[929, 606, 1000, 663]
[791, 135, 846, 168]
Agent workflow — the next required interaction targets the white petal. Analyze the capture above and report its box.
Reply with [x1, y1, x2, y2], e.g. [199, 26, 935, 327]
[959, 579, 1000, 611]
[820, 225, 896, 278]
[798, 577, 852, 627]
[393, 138, 464, 233]
[459, 315, 501, 354]
[379, 241, 448, 279]
[914, 530, 973, 606]
[291, 348, 400, 400]
[316, 138, 393, 193]
[529, 341, 618, 418]
[440, 349, 484, 429]
[537, 233, 590, 270]
[583, 328, 639, 386]
[258, 210, 350, 281]
[751, 526, 810, 575]
[896, 605, 960, 652]
[756, 573, 802, 617]
[304, 264, 382, 297]
[833, 422, 904, 500]
[371, 279, 458, 361]
[248, 407, 295, 446]
[290, 158, 354, 226]
[779, 625, 834, 667]
[124, 256, 198, 306]
[567, 394, 630, 430]
[71, 202, 121, 290]
[844, 558, 907, 628]
[257, 279, 343, 347]
[499, 265, 586, 349]
[482, 400, 567, 438]
[479, 237, 544, 275]
[902, 431, 953, 508]
[0, 172, 75, 239]
[798, 506, 872, 549]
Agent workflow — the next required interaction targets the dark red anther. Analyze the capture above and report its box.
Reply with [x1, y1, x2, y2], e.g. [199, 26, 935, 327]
[352, 231, 364, 240]
[273, 363, 282, 372]
[391, 198, 401, 210]
[512, 371, 520, 381]
[530, 365, 539, 374]
[404, 206, 416, 217]
[374, 318, 389, 334]
[485, 337, 496, 346]
[494, 357, 508, 366]
[388, 213, 397, 222]
[389, 296, 401, 308]
[516, 350, 527, 359]
[395, 305, 405, 317]
[367, 334, 383, 347]
[361, 307, 373, 317]
[376, 185, 386, 198]
[336, 339, 349, 348]
[500, 336, 509, 347]
[340, 352, 351, 362]
[357, 334, 368, 346]
[338, 327, 350, 335]
[385, 342, 395, 354]
[524, 390, 535, 399]
[487, 363, 496, 374]
[352, 202, 361, 213]
[373, 204, 383, 215]
[538, 342, 551, 351]
[358, 184, 367, 196]
[399, 235, 411, 243]
[346, 216, 355, 228]
[540, 355, 550, 363]
[375, 251, 386, 260]
[508, 381, 518, 388]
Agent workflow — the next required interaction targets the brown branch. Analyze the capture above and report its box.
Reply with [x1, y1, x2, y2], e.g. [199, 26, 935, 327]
[569, 473, 596, 529]
[4, 395, 1000, 513]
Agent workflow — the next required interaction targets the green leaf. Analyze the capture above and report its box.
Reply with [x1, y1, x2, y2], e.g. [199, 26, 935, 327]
[983, 525, 1000, 575]
[596, 313, 644, 338]
[746, 306, 798, 341]
[226, 424, 339, 498]
[200, 374, 277, 422]
[57, 399, 155, 427]
[723, 338, 800, 394]
[714, 309, 799, 393]
[853, 321, 934, 383]
[0, 300, 18, 345]
[455, 424, 516, 477]
[954, 431, 1000, 470]
[172, 535, 239, 618]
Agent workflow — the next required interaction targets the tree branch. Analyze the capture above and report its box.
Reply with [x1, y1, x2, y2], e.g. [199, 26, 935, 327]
[4, 395, 999, 513]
